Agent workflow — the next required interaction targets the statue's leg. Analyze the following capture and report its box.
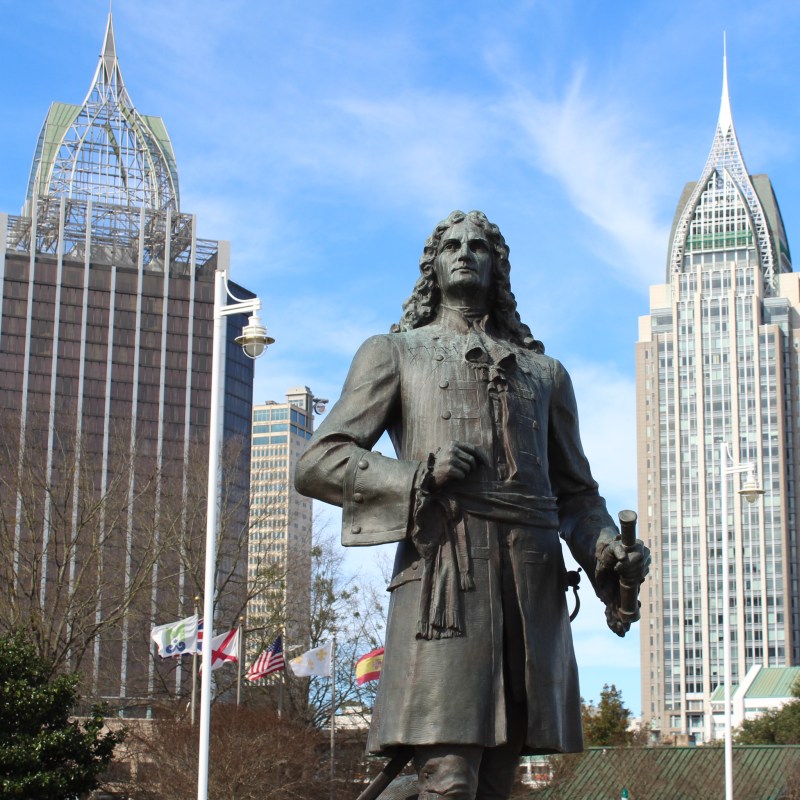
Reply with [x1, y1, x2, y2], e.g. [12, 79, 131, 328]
[477, 551, 528, 800]
[473, 742, 520, 800]
[413, 745, 481, 799]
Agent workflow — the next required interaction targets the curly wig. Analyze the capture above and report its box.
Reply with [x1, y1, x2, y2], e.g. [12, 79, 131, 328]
[391, 210, 543, 353]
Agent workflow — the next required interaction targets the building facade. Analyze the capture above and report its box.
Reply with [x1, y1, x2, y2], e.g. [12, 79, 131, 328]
[637, 55, 800, 742]
[0, 14, 256, 710]
[247, 388, 319, 651]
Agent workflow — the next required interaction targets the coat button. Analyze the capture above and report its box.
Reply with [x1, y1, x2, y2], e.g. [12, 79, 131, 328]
[351, 526, 361, 535]
[435, 353, 444, 361]
[533, 420, 539, 430]
[358, 459, 369, 469]
[535, 456, 542, 466]
[442, 411, 452, 420]
[353, 492, 364, 503]
[439, 380, 449, 389]
[411, 561, 419, 570]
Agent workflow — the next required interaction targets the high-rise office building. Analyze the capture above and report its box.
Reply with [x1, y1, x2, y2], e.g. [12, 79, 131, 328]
[636, 54, 799, 742]
[248, 388, 319, 648]
[0, 14, 256, 710]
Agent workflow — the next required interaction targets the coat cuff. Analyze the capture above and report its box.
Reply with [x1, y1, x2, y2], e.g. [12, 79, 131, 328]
[341, 451, 422, 546]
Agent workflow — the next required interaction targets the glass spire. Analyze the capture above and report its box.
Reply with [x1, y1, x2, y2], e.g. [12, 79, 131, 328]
[25, 12, 179, 212]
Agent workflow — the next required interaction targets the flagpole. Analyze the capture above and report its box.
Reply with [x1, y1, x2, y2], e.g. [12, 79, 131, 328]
[236, 616, 244, 706]
[191, 596, 199, 726]
[330, 635, 336, 798]
[196, 270, 271, 800]
[197, 271, 227, 800]
[278, 646, 284, 720]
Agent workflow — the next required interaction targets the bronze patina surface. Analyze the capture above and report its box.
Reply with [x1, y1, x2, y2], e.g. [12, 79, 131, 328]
[296, 211, 649, 800]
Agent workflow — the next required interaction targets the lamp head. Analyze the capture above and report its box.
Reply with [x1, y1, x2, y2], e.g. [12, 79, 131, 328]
[312, 397, 329, 415]
[235, 314, 274, 359]
[739, 465, 764, 504]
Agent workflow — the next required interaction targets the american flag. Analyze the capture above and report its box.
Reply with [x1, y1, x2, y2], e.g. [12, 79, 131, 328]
[246, 634, 285, 681]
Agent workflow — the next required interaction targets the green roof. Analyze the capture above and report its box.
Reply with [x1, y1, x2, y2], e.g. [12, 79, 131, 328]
[26, 102, 81, 202]
[710, 667, 800, 702]
[711, 683, 739, 702]
[749, 667, 800, 699]
[532, 746, 800, 800]
[141, 114, 180, 204]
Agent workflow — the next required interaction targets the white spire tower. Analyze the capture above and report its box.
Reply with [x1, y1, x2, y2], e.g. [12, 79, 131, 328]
[667, 38, 784, 291]
[636, 42, 797, 744]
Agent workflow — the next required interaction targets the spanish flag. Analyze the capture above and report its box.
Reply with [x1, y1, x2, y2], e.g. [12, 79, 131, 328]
[355, 646, 385, 685]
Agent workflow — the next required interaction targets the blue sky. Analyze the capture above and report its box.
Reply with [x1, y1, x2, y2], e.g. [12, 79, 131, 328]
[3, 0, 800, 715]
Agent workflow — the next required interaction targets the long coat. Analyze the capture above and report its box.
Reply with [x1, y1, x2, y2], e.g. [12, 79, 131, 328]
[295, 307, 619, 755]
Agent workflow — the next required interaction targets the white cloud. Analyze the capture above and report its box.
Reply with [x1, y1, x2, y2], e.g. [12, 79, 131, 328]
[247, 92, 495, 219]
[502, 72, 670, 289]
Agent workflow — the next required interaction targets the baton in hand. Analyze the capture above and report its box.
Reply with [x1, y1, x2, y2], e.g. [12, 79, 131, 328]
[617, 509, 641, 626]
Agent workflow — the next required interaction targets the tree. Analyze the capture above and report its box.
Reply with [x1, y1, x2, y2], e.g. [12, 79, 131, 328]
[0, 412, 168, 674]
[149, 437, 293, 703]
[0, 631, 123, 799]
[281, 527, 387, 728]
[234, 525, 387, 730]
[0, 408, 207, 703]
[582, 684, 634, 747]
[735, 679, 800, 744]
[119, 705, 331, 800]
[0, 410, 271, 708]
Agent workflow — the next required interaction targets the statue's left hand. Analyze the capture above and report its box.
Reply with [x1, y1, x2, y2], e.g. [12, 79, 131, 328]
[595, 538, 651, 635]
[597, 538, 651, 586]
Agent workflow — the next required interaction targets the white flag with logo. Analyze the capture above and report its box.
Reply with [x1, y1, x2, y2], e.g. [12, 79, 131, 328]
[150, 614, 199, 658]
[289, 641, 333, 677]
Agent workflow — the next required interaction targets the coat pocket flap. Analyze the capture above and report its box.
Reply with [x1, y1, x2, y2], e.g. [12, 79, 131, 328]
[387, 561, 422, 591]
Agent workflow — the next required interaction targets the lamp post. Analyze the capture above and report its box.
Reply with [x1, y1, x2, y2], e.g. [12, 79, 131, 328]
[197, 269, 273, 800]
[719, 441, 762, 800]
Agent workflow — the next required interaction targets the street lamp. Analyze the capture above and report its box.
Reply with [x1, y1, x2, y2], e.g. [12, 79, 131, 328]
[198, 270, 273, 800]
[719, 442, 762, 800]
[235, 314, 274, 358]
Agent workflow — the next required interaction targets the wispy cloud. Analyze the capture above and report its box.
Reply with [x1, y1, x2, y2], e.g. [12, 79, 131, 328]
[502, 72, 670, 288]
[270, 93, 492, 217]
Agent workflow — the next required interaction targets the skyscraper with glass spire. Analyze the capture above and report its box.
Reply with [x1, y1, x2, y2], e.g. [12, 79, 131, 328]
[0, 14, 256, 712]
[637, 52, 798, 742]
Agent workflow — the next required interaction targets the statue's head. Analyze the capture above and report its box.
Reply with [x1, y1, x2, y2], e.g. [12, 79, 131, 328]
[392, 210, 543, 352]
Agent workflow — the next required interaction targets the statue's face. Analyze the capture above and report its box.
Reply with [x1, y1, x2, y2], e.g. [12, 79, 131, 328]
[434, 220, 493, 306]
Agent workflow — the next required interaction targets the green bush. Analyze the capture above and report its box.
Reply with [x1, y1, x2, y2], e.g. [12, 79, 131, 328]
[0, 631, 124, 799]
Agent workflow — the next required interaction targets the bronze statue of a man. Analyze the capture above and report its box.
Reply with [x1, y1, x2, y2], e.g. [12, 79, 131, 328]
[295, 210, 650, 800]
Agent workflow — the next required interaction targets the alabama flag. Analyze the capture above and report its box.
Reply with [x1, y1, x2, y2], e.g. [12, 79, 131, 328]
[199, 627, 240, 672]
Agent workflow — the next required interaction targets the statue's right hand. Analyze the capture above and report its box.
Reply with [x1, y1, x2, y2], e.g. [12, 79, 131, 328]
[431, 441, 485, 489]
